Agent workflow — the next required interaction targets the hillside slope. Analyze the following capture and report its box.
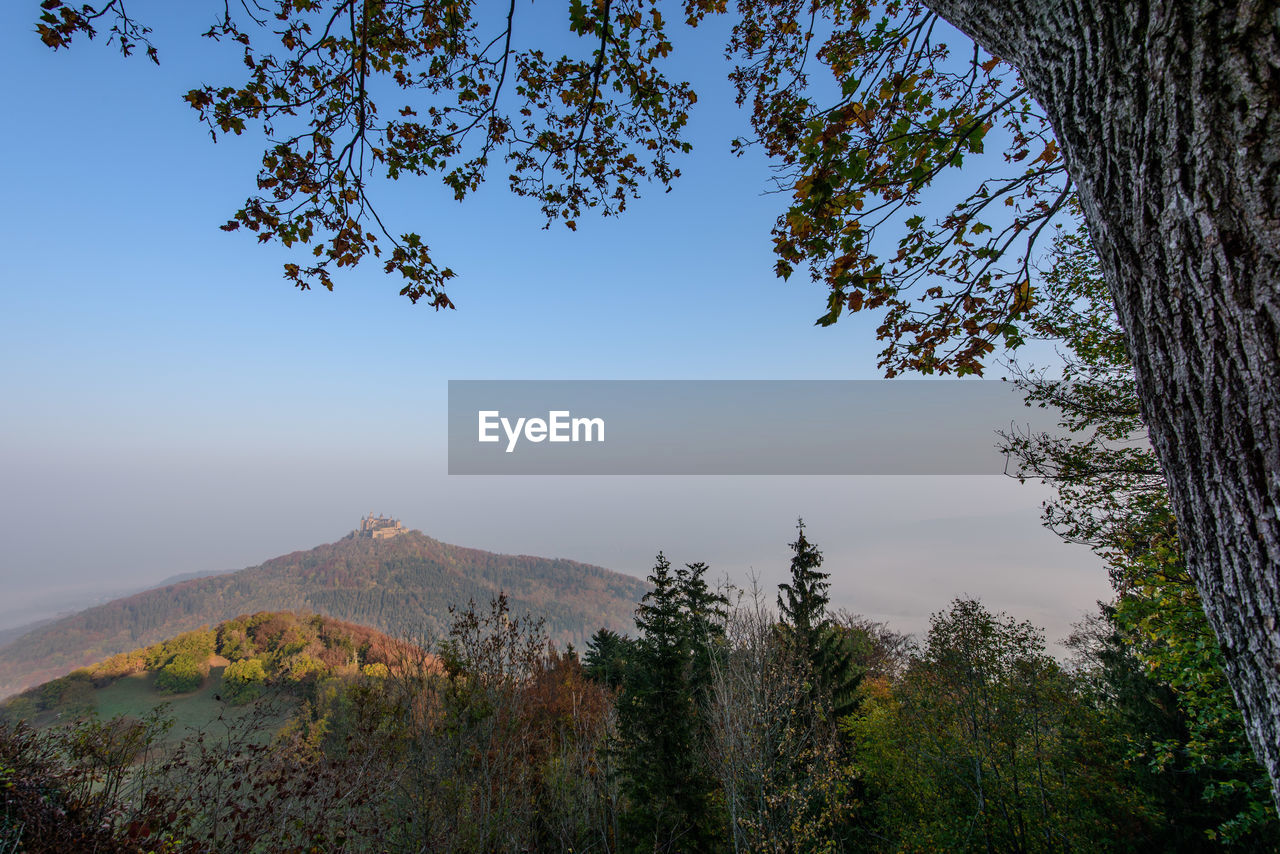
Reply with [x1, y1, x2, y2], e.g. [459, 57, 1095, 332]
[0, 531, 646, 696]
[1, 611, 418, 739]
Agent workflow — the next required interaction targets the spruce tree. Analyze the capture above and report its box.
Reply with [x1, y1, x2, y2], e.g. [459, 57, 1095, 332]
[583, 627, 632, 689]
[777, 520, 860, 720]
[617, 553, 727, 853]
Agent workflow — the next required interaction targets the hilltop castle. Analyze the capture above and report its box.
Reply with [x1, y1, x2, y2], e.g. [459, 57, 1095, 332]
[355, 512, 406, 540]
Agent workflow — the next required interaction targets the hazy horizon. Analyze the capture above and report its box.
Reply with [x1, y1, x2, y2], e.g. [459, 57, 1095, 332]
[0, 6, 1109, 654]
[0, 470, 1107, 651]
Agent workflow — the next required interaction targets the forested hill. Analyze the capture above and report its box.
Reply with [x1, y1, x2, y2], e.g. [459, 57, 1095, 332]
[2, 611, 421, 732]
[0, 531, 647, 696]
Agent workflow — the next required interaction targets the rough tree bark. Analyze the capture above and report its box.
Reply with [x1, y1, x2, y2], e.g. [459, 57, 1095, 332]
[929, 0, 1280, 809]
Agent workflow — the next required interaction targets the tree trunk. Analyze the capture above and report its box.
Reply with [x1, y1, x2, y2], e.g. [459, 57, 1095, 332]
[929, 0, 1280, 809]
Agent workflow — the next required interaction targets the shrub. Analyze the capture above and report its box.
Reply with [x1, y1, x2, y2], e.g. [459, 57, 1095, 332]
[155, 654, 206, 694]
[222, 658, 267, 704]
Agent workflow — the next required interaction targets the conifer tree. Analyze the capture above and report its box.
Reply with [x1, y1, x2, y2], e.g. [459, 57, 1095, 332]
[617, 553, 727, 853]
[583, 627, 632, 690]
[777, 520, 860, 720]
[676, 560, 728, 700]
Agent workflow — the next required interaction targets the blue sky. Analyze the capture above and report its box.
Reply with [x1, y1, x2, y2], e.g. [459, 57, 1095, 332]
[0, 3, 1109, 646]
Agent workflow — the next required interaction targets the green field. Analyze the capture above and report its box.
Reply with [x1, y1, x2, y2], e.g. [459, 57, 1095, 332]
[99, 668, 294, 746]
[6, 612, 399, 748]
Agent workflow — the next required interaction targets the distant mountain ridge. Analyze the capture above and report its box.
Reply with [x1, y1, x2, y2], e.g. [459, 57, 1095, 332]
[0, 531, 647, 697]
[0, 569, 240, 647]
[151, 567, 239, 588]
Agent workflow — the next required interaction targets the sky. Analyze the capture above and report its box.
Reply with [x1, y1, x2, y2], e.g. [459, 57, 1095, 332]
[0, 3, 1111, 647]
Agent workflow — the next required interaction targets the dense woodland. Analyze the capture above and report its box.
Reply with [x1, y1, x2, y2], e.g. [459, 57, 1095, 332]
[0, 532, 646, 695]
[2, 527, 1275, 853]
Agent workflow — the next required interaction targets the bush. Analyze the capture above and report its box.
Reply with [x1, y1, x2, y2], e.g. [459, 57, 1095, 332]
[35, 674, 95, 715]
[222, 658, 267, 704]
[58, 679, 96, 717]
[155, 654, 206, 694]
[37, 678, 66, 711]
[0, 714, 175, 853]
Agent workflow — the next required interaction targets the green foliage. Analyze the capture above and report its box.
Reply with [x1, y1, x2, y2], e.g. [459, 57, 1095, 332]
[85, 651, 146, 684]
[217, 624, 254, 661]
[0, 696, 36, 724]
[33, 672, 96, 715]
[222, 657, 267, 705]
[617, 553, 728, 852]
[8, 610, 416, 747]
[58, 677, 97, 717]
[1069, 612, 1280, 851]
[8, 573, 1274, 853]
[279, 652, 326, 684]
[848, 598, 1145, 852]
[0, 712, 173, 853]
[776, 520, 860, 720]
[146, 628, 217, 671]
[1113, 551, 1278, 847]
[583, 627, 633, 689]
[1004, 224, 1279, 846]
[136, 628, 219, 696]
[710, 582, 860, 853]
[155, 654, 207, 694]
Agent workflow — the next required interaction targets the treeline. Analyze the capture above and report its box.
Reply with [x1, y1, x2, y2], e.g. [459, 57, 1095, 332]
[3, 525, 1275, 852]
[0, 531, 646, 694]
[2, 612, 416, 722]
